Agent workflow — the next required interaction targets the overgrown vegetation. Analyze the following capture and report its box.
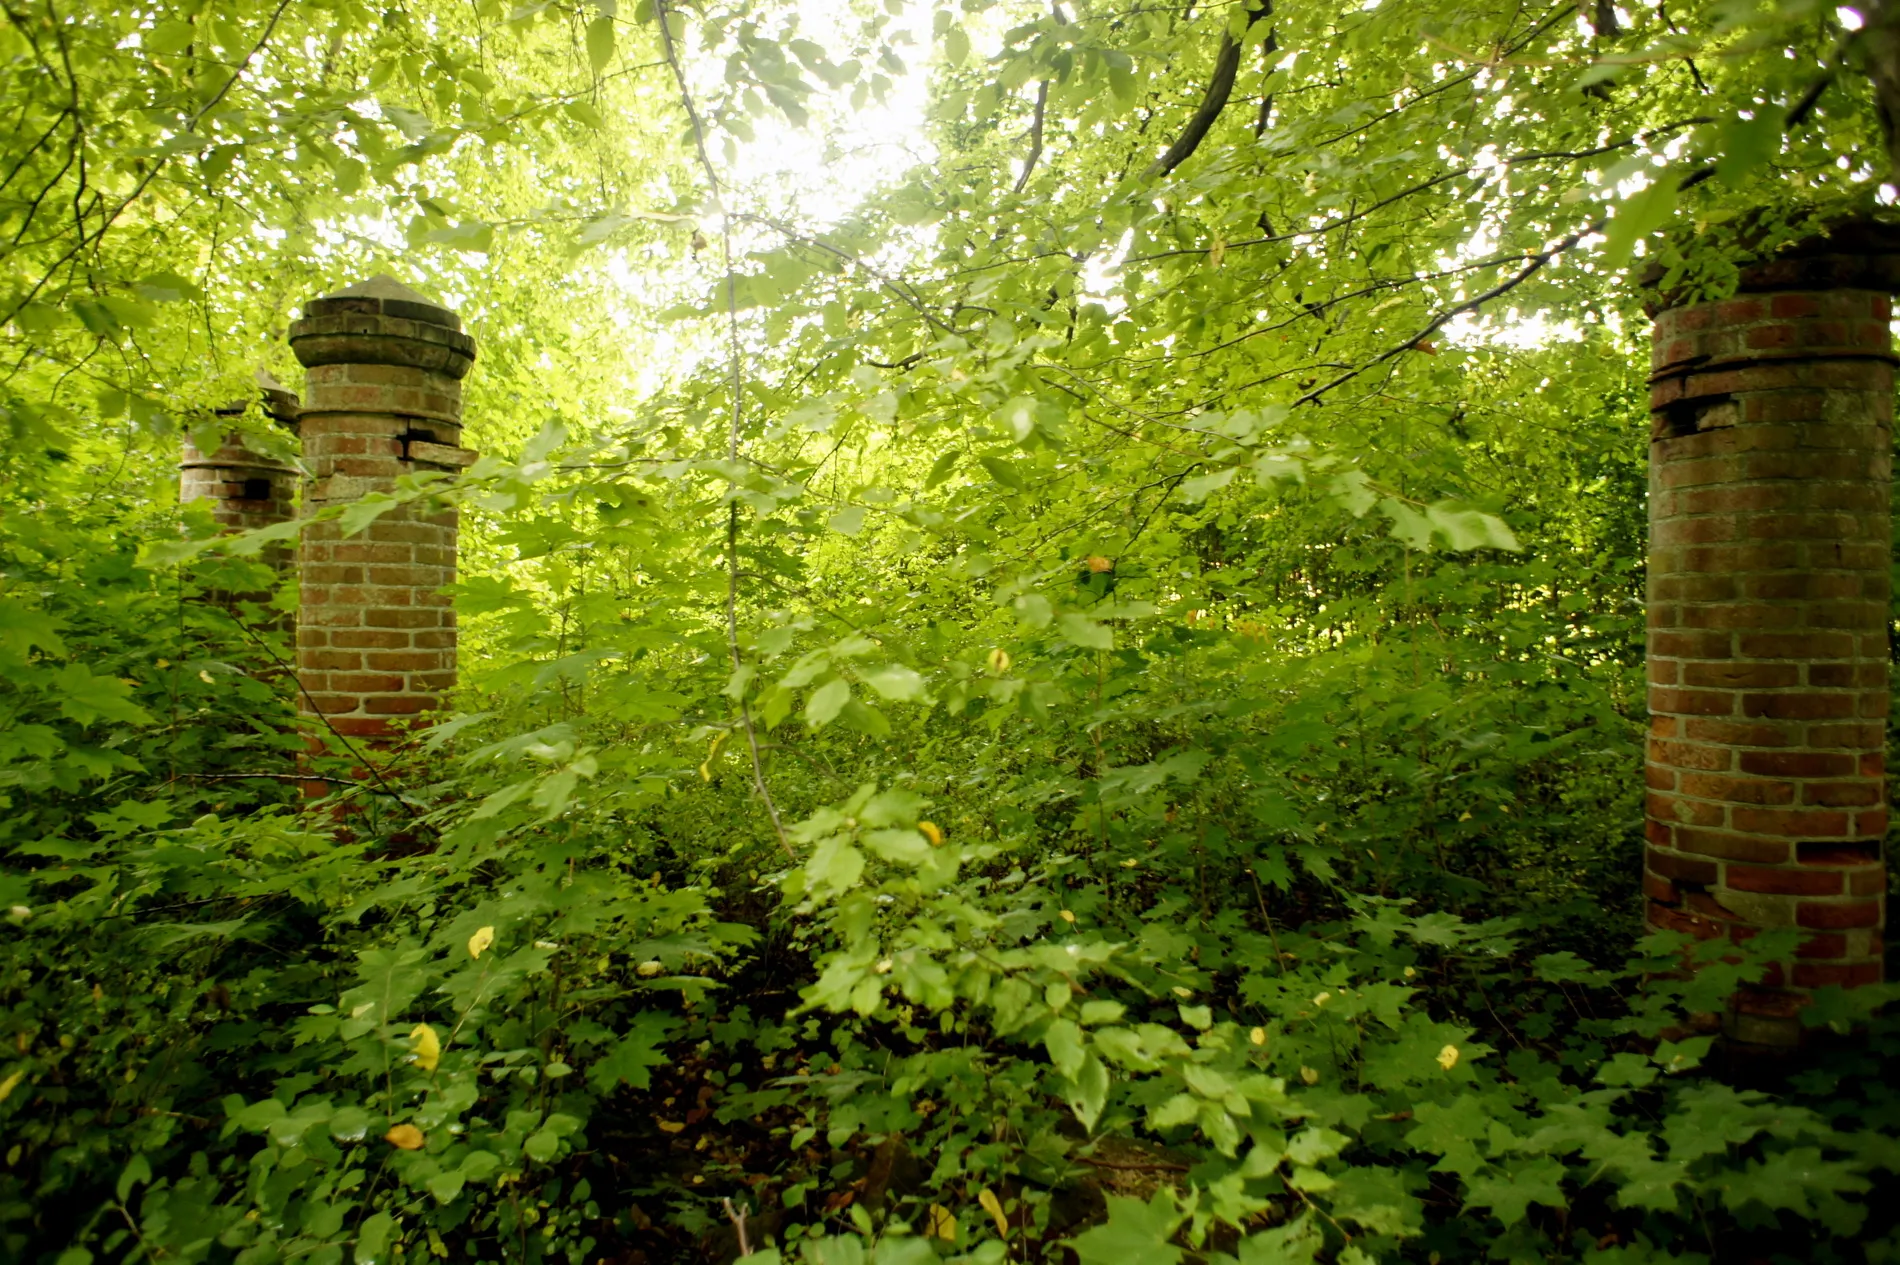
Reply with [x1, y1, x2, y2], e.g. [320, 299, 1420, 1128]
[2, 0, 1898, 1261]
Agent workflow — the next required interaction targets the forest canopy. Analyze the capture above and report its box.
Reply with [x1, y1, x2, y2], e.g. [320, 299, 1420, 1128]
[2, 0, 1898, 1262]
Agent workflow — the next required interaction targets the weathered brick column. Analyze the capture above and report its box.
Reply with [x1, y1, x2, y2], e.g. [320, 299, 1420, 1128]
[1645, 226, 1899, 1047]
[179, 370, 302, 626]
[287, 275, 477, 744]
[179, 369, 302, 543]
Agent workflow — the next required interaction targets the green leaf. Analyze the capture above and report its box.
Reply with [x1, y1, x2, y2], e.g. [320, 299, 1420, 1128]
[338, 493, 399, 538]
[588, 1012, 681, 1091]
[805, 678, 851, 727]
[1464, 1155, 1569, 1226]
[979, 454, 1025, 489]
[53, 663, 153, 727]
[356, 1212, 393, 1263]
[1601, 177, 1679, 271]
[1065, 1052, 1110, 1131]
[1234, 1214, 1322, 1264]
[828, 505, 866, 535]
[1045, 1018, 1086, 1076]
[586, 15, 615, 72]
[1715, 114, 1780, 185]
[861, 664, 924, 700]
[1068, 1191, 1186, 1265]
[115, 1154, 152, 1202]
[1180, 467, 1237, 503]
[1058, 613, 1114, 651]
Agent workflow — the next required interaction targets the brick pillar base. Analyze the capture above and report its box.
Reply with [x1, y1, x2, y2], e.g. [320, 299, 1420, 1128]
[1645, 227, 1898, 1047]
[288, 275, 477, 748]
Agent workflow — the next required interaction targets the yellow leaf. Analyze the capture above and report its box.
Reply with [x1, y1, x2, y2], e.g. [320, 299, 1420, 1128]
[1249, 1027, 1267, 1047]
[1086, 554, 1115, 573]
[655, 1119, 686, 1134]
[409, 1023, 441, 1073]
[0, 1068, 25, 1103]
[918, 821, 944, 846]
[637, 960, 663, 977]
[987, 647, 1010, 674]
[1058, 909, 1076, 924]
[977, 1187, 1008, 1237]
[1299, 1065, 1320, 1085]
[198, 669, 215, 684]
[385, 1123, 425, 1150]
[1208, 237, 1227, 268]
[1437, 1044, 1460, 1071]
[468, 925, 495, 959]
[926, 1203, 957, 1242]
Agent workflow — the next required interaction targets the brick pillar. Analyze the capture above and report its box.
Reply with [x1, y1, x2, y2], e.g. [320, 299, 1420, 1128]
[1645, 226, 1900, 1047]
[287, 275, 477, 745]
[179, 369, 301, 541]
[179, 370, 301, 624]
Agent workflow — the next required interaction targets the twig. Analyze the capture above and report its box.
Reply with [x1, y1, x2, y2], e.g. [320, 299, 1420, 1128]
[654, 0, 794, 862]
[723, 1197, 752, 1256]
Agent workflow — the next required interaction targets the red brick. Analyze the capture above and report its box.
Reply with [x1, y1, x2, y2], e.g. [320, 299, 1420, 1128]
[1807, 721, 1886, 747]
[1649, 792, 1726, 827]
[1769, 294, 1821, 318]
[1729, 806, 1852, 837]
[1740, 632, 1854, 659]
[1651, 740, 1733, 772]
[1800, 780, 1882, 807]
[1739, 693, 1856, 721]
[1646, 764, 1678, 791]
[1645, 872, 1681, 903]
[1739, 751, 1854, 778]
[1649, 631, 1731, 659]
[1678, 772, 1793, 805]
[1672, 828, 1792, 864]
[1794, 932, 1851, 959]
[365, 652, 442, 672]
[1647, 847, 1720, 885]
[1791, 961, 1883, 988]
[364, 694, 431, 715]
[1849, 868, 1888, 896]
[327, 673, 406, 693]
[1651, 687, 1738, 716]
[1684, 719, 1795, 747]
[1723, 864, 1846, 896]
[1796, 898, 1883, 929]
[331, 630, 414, 649]
[1681, 661, 1799, 689]
[1648, 902, 1727, 940]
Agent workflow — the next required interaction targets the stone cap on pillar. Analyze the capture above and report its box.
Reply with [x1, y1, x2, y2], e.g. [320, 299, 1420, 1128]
[255, 368, 302, 427]
[288, 273, 477, 379]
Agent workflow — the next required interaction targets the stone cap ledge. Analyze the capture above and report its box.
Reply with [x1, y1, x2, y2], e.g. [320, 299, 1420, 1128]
[288, 311, 477, 379]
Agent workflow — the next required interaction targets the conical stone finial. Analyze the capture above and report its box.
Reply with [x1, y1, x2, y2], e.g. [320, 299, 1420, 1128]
[329, 273, 441, 306]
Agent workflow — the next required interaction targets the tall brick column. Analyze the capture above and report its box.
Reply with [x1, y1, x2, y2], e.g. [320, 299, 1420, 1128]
[1645, 226, 1899, 1047]
[287, 275, 477, 744]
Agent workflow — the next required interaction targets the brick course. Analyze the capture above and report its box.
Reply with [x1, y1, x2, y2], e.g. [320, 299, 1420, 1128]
[289, 275, 477, 747]
[1645, 237, 1894, 1048]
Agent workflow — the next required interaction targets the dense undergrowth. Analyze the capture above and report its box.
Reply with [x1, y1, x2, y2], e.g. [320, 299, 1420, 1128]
[6, 0, 1900, 1261]
[3, 407, 1897, 1263]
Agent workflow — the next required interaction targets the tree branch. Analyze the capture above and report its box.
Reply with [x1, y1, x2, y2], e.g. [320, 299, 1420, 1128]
[1147, 4, 1271, 178]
